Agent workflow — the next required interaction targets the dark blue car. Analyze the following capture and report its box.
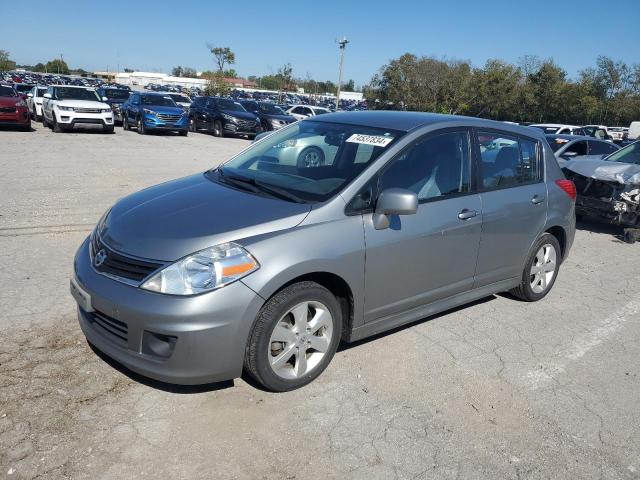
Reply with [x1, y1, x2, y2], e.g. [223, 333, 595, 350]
[121, 92, 188, 135]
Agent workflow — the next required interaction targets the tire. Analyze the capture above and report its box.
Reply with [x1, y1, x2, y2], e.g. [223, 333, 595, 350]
[212, 120, 223, 137]
[42, 111, 50, 128]
[179, 130, 188, 137]
[137, 116, 146, 135]
[510, 233, 561, 302]
[52, 115, 64, 133]
[296, 146, 325, 168]
[103, 125, 114, 134]
[31, 106, 36, 120]
[188, 117, 196, 132]
[244, 281, 343, 392]
[122, 115, 130, 130]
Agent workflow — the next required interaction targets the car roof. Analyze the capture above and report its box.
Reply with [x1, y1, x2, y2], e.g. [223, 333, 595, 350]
[545, 134, 593, 141]
[311, 110, 545, 136]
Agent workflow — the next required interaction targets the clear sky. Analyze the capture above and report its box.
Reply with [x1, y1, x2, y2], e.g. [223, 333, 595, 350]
[3, 0, 639, 86]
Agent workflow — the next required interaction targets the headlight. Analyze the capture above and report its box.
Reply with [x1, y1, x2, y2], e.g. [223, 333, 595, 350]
[58, 105, 74, 111]
[274, 139, 298, 148]
[222, 113, 235, 121]
[102, 108, 111, 113]
[143, 108, 156, 115]
[140, 242, 259, 295]
[16, 99, 27, 107]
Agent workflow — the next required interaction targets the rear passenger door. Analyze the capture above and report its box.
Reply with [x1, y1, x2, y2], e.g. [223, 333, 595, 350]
[473, 130, 547, 288]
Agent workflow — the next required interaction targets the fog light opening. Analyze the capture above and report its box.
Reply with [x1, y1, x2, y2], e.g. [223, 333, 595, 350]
[142, 330, 177, 359]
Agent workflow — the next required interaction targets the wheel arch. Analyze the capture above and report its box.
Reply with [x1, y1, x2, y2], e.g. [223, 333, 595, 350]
[544, 225, 567, 261]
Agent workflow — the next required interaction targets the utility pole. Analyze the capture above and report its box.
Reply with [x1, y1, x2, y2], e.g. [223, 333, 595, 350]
[335, 36, 349, 111]
[60, 54, 64, 74]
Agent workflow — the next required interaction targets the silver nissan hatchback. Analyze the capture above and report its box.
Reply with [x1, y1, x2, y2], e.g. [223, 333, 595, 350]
[71, 112, 576, 391]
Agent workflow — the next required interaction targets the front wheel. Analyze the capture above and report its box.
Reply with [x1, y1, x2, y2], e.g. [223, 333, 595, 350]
[296, 146, 325, 168]
[137, 116, 146, 135]
[188, 117, 196, 132]
[179, 130, 188, 137]
[212, 119, 223, 137]
[244, 281, 342, 392]
[510, 233, 561, 302]
[52, 115, 64, 133]
[122, 115, 130, 130]
[103, 125, 114, 134]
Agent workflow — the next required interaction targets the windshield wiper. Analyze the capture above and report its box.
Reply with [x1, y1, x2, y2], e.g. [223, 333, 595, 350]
[218, 168, 306, 203]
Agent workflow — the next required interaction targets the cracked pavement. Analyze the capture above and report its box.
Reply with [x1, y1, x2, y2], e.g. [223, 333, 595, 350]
[1, 123, 639, 479]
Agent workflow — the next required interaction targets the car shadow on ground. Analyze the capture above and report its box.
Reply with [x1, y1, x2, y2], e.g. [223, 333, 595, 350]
[88, 342, 235, 394]
[576, 219, 631, 242]
[0, 125, 34, 132]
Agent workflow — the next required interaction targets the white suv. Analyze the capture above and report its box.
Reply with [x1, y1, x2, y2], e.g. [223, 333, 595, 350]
[286, 105, 331, 121]
[26, 85, 48, 121]
[42, 85, 114, 133]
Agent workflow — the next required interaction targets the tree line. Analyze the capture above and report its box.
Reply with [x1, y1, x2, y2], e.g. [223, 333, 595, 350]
[364, 54, 640, 126]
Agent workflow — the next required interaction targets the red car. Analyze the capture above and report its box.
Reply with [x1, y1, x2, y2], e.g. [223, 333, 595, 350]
[0, 84, 31, 131]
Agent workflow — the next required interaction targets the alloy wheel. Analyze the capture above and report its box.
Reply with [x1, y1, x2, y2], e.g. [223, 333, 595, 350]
[530, 243, 557, 293]
[268, 301, 333, 380]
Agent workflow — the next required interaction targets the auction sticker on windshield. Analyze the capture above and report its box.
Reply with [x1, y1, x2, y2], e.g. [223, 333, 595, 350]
[346, 133, 394, 147]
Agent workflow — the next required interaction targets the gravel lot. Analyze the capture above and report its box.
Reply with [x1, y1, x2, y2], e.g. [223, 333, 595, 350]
[1, 123, 639, 480]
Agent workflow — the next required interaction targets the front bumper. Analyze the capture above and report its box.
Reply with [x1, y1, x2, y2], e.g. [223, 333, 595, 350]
[143, 114, 188, 131]
[73, 237, 264, 385]
[56, 111, 113, 127]
[223, 120, 262, 136]
[0, 108, 30, 125]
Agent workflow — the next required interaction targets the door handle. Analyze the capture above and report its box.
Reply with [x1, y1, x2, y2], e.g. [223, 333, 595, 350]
[531, 195, 545, 205]
[458, 209, 477, 220]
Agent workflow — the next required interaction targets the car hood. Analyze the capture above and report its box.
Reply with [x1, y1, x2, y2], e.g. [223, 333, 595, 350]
[58, 100, 108, 109]
[562, 158, 640, 185]
[262, 113, 296, 122]
[145, 105, 184, 114]
[99, 173, 311, 261]
[0, 97, 20, 107]
[222, 110, 258, 121]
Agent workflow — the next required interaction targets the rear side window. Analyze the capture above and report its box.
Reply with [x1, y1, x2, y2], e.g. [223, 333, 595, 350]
[588, 141, 618, 156]
[380, 131, 471, 201]
[477, 132, 541, 189]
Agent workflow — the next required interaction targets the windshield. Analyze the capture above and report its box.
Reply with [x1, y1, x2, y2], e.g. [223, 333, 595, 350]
[104, 89, 130, 100]
[55, 87, 101, 101]
[15, 84, 34, 93]
[142, 95, 177, 107]
[259, 103, 286, 115]
[606, 141, 640, 165]
[216, 99, 246, 112]
[0, 86, 16, 97]
[213, 120, 403, 202]
[242, 101, 259, 111]
[169, 94, 191, 104]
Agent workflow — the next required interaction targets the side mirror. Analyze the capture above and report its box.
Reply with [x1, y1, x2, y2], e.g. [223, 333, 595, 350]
[102, 96, 109, 102]
[562, 151, 578, 158]
[373, 188, 418, 230]
[43, 93, 52, 99]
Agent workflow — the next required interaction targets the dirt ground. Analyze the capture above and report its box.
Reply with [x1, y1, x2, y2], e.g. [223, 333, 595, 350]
[1, 123, 639, 479]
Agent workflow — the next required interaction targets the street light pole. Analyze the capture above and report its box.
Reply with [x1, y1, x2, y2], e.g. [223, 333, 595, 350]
[335, 36, 349, 111]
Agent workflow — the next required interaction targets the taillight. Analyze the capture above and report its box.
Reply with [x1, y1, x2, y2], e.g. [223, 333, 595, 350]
[555, 179, 576, 200]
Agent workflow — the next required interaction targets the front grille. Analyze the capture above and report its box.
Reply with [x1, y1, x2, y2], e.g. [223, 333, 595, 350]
[237, 119, 256, 129]
[0, 107, 16, 113]
[91, 234, 163, 283]
[88, 310, 128, 347]
[156, 113, 181, 122]
[75, 108, 102, 114]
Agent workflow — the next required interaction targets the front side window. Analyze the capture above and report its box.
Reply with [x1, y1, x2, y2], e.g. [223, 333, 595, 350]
[212, 121, 403, 203]
[478, 132, 541, 189]
[380, 131, 471, 201]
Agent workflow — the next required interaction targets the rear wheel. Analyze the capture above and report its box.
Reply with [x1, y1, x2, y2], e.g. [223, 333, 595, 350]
[510, 233, 561, 302]
[244, 281, 342, 392]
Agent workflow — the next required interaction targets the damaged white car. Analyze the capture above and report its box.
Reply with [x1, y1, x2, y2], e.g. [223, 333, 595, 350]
[562, 141, 640, 241]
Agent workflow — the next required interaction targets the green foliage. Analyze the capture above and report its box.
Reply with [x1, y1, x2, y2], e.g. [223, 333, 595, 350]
[0, 50, 16, 71]
[203, 71, 231, 97]
[210, 46, 235, 72]
[45, 58, 69, 74]
[172, 66, 198, 78]
[366, 54, 640, 126]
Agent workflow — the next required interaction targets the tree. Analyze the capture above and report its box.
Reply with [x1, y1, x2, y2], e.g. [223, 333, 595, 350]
[277, 63, 294, 92]
[223, 69, 238, 78]
[203, 71, 231, 97]
[209, 46, 235, 72]
[344, 79, 356, 91]
[0, 50, 16, 71]
[172, 66, 198, 78]
[45, 58, 69, 74]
